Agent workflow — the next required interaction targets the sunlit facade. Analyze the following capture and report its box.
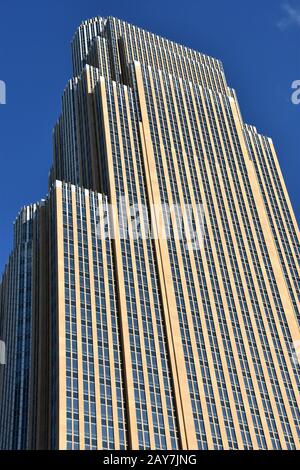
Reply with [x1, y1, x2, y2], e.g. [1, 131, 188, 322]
[1, 17, 300, 450]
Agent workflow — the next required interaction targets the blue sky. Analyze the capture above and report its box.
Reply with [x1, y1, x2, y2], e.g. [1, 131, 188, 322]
[0, 0, 299, 271]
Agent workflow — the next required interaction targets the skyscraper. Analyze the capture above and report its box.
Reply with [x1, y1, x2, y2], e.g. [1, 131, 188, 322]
[0, 16, 300, 450]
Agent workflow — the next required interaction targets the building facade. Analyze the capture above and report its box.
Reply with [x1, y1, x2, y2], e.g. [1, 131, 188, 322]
[0, 205, 37, 449]
[0, 16, 300, 450]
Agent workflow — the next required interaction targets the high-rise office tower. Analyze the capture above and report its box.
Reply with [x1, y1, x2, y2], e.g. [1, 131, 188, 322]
[0, 17, 300, 450]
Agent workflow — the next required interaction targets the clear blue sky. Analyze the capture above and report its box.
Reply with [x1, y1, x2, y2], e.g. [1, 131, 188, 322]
[0, 0, 299, 271]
